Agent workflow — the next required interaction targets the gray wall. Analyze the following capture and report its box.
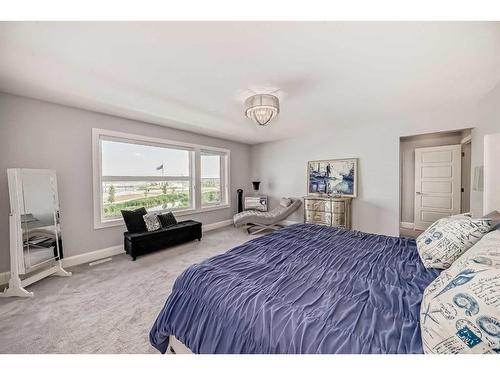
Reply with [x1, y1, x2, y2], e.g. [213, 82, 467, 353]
[0, 93, 252, 272]
[474, 82, 500, 215]
[250, 99, 485, 236]
[399, 131, 464, 224]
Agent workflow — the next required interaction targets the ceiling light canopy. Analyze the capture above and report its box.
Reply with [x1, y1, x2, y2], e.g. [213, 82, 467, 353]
[244, 94, 280, 126]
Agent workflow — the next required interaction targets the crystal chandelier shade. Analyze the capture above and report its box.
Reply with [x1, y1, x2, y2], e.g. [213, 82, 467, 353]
[244, 94, 280, 126]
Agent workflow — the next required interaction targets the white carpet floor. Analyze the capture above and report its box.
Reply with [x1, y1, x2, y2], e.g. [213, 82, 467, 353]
[0, 226, 257, 354]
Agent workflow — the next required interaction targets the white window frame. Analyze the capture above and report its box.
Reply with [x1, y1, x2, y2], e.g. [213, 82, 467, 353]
[200, 150, 228, 208]
[92, 128, 230, 229]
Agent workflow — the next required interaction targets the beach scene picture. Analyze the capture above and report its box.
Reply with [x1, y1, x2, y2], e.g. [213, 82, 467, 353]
[307, 158, 357, 197]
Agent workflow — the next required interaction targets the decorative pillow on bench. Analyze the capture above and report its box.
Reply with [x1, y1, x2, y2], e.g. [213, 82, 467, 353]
[158, 212, 177, 228]
[416, 215, 492, 269]
[143, 212, 161, 232]
[121, 207, 148, 233]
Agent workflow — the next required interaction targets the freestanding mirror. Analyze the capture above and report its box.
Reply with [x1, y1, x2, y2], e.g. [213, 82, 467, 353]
[1, 168, 71, 298]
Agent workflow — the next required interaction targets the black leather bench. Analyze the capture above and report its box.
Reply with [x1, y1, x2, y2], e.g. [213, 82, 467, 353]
[124, 220, 202, 261]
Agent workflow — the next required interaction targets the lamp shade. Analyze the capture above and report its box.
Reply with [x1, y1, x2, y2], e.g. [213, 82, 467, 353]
[244, 94, 279, 126]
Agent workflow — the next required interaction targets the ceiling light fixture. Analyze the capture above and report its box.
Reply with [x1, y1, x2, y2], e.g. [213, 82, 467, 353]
[244, 94, 280, 126]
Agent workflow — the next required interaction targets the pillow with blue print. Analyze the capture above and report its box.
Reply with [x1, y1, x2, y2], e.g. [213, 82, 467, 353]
[420, 230, 500, 354]
[416, 215, 492, 269]
[483, 210, 500, 231]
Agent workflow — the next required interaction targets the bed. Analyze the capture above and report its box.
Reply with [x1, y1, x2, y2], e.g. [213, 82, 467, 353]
[149, 224, 440, 354]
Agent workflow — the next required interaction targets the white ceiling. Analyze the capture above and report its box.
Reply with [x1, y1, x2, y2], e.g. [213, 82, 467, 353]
[1, 22, 500, 144]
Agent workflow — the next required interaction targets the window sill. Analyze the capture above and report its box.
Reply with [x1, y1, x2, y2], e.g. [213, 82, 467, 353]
[94, 203, 232, 230]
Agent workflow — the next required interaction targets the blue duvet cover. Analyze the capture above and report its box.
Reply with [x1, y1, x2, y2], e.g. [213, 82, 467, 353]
[150, 224, 440, 354]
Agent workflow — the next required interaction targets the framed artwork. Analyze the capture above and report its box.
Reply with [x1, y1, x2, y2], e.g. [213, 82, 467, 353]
[307, 158, 358, 197]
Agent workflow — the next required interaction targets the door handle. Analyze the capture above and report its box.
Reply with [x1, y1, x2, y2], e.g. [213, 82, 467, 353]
[416, 192, 423, 195]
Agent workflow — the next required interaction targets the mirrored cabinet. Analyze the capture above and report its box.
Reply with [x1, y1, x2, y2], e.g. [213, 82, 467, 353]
[1, 169, 71, 298]
[303, 196, 352, 229]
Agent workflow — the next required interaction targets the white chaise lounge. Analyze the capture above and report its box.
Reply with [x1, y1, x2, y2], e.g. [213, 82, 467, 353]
[233, 197, 302, 234]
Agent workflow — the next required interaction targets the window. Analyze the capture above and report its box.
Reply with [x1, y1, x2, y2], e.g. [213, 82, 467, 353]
[201, 152, 223, 207]
[93, 129, 230, 228]
[100, 140, 192, 220]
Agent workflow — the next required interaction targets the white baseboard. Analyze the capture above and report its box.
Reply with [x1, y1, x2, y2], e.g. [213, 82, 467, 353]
[400, 222, 415, 230]
[0, 245, 125, 286]
[0, 218, 235, 285]
[61, 245, 125, 268]
[0, 271, 9, 286]
[203, 219, 233, 232]
[280, 220, 302, 226]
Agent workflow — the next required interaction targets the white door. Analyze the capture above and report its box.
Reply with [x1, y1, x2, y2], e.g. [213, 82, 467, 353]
[414, 144, 461, 230]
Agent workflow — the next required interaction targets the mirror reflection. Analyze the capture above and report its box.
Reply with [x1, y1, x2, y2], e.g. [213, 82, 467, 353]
[21, 172, 61, 270]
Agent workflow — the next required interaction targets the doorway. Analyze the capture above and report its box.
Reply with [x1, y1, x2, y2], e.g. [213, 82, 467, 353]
[399, 129, 472, 238]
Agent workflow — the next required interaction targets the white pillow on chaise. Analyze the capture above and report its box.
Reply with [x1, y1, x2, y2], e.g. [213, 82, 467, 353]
[280, 197, 292, 207]
[420, 229, 500, 354]
[416, 215, 492, 269]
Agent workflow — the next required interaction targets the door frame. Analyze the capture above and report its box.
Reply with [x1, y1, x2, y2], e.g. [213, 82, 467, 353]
[460, 136, 472, 214]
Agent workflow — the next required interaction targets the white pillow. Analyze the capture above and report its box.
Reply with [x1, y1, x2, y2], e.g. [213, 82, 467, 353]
[416, 216, 492, 269]
[280, 198, 292, 207]
[143, 213, 161, 232]
[420, 230, 500, 354]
